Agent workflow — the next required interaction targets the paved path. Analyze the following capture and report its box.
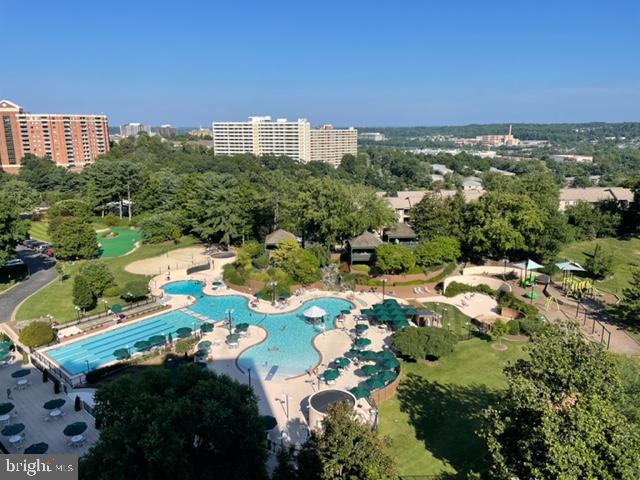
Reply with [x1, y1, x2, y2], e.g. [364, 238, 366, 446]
[0, 247, 56, 323]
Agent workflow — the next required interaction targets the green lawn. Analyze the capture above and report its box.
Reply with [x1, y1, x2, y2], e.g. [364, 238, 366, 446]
[378, 338, 527, 477]
[15, 236, 200, 323]
[97, 227, 143, 258]
[557, 237, 640, 295]
[28, 221, 50, 242]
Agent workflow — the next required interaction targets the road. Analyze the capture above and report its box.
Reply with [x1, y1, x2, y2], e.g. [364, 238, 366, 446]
[0, 246, 57, 323]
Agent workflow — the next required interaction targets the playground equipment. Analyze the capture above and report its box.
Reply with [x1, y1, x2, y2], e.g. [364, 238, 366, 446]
[544, 295, 560, 312]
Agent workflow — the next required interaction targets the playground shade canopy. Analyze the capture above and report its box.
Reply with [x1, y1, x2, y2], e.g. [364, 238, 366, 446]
[514, 259, 544, 271]
[555, 261, 586, 272]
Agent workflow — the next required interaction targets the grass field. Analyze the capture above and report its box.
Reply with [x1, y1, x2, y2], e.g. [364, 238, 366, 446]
[97, 227, 143, 258]
[378, 338, 527, 478]
[15, 236, 200, 323]
[557, 237, 640, 295]
[28, 221, 50, 242]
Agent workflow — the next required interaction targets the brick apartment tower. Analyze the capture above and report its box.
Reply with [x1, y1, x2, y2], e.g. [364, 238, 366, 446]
[0, 99, 110, 173]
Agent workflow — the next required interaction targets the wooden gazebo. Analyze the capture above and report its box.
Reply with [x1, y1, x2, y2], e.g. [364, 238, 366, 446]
[265, 229, 298, 250]
[347, 232, 382, 266]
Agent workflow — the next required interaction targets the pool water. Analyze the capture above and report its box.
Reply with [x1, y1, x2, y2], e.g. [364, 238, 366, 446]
[47, 280, 353, 380]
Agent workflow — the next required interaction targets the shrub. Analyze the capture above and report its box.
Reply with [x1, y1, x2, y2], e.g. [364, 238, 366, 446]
[74, 395, 82, 411]
[175, 337, 198, 354]
[79, 260, 115, 296]
[19, 321, 55, 348]
[73, 275, 96, 310]
[285, 248, 320, 285]
[49, 216, 100, 260]
[49, 199, 92, 222]
[223, 263, 247, 286]
[392, 326, 457, 361]
[103, 285, 121, 297]
[103, 213, 120, 227]
[138, 212, 181, 244]
[519, 316, 547, 337]
[307, 245, 331, 267]
[444, 281, 494, 298]
[252, 253, 269, 269]
[242, 240, 264, 259]
[120, 280, 149, 302]
[508, 319, 521, 335]
[497, 291, 538, 317]
[585, 243, 614, 279]
[22, 351, 29, 364]
[491, 319, 509, 343]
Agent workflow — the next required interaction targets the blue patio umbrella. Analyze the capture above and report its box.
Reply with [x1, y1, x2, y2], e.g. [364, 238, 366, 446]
[43, 399, 66, 410]
[63, 422, 87, 437]
[24, 443, 48, 454]
[11, 369, 30, 378]
[1, 423, 25, 436]
[0, 403, 14, 415]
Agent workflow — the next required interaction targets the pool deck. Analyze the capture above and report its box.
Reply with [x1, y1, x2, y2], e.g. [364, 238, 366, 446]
[0, 358, 99, 454]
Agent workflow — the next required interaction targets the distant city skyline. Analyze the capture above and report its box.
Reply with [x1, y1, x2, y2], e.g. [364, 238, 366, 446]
[2, 0, 639, 126]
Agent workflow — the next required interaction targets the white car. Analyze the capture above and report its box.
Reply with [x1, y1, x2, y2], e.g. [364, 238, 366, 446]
[4, 258, 25, 267]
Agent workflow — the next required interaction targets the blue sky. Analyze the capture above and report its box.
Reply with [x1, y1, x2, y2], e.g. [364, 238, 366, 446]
[2, 0, 639, 126]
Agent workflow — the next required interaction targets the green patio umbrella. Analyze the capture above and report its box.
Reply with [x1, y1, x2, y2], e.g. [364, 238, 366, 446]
[43, 399, 66, 410]
[11, 369, 30, 378]
[360, 364, 381, 376]
[0, 403, 14, 415]
[366, 377, 385, 390]
[393, 319, 410, 329]
[198, 341, 212, 350]
[1, 423, 25, 436]
[261, 415, 277, 430]
[235, 323, 250, 332]
[360, 308, 375, 316]
[376, 350, 395, 360]
[354, 338, 372, 348]
[226, 333, 240, 343]
[355, 324, 369, 333]
[360, 350, 378, 362]
[134, 340, 150, 351]
[113, 348, 130, 360]
[322, 369, 340, 381]
[382, 358, 400, 369]
[176, 327, 192, 338]
[350, 387, 371, 399]
[63, 422, 87, 437]
[200, 322, 214, 333]
[111, 304, 123, 313]
[24, 443, 48, 454]
[345, 348, 361, 357]
[340, 309, 351, 314]
[376, 370, 398, 384]
[148, 334, 165, 346]
[403, 307, 417, 315]
[334, 357, 350, 368]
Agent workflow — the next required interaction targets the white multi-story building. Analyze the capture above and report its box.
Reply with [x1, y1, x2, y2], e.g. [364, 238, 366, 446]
[310, 124, 357, 166]
[120, 123, 150, 138]
[212, 116, 356, 165]
[359, 131, 385, 142]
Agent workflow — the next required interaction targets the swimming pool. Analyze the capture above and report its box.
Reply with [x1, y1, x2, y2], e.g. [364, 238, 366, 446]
[46, 281, 353, 380]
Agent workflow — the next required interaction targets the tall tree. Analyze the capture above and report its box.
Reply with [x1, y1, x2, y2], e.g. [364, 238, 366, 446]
[297, 402, 397, 480]
[483, 323, 640, 480]
[0, 196, 24, 264]
[81, 366, 268, 480]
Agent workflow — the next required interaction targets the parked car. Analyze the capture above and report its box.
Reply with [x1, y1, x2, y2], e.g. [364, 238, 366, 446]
[3, 258, 25, 267]
[23, 239, 42, 249]
[37, 243, 51, 253]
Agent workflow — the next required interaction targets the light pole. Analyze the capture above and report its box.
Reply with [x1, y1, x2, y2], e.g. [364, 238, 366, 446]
[248, 367, 252, 388]
[85, 360, 90, 373]
[466, 321, 471, 340]
[381, 278, 387, 301]
[501, 257, 509, 280]
[74, 306, 80, 321]
[103, 299, 109, 314]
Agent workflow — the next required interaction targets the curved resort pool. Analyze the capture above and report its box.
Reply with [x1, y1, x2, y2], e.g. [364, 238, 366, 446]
[46, 281, 353, 380]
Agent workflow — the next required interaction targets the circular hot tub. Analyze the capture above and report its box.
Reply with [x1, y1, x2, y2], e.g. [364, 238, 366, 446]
[307, 389, 356, 430]
[211, 252, 235, 259]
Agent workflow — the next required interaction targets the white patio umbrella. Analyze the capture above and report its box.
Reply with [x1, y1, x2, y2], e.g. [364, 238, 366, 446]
[303, 306, 327, 320]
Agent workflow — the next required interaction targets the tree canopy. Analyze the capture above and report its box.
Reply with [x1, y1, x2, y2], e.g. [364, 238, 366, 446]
[80, 365, 268, 480]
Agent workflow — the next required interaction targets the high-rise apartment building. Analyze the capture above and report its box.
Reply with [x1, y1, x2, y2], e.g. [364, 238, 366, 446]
[212, 116, 356, 165]
[0, 100, 109, 173]
[310, 125, 357, 166]
[154, 124, 176, 137]
[120, 123, 150, 138]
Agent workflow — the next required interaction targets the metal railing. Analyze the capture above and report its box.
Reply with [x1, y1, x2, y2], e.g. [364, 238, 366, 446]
[52, 297, 158, 331]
